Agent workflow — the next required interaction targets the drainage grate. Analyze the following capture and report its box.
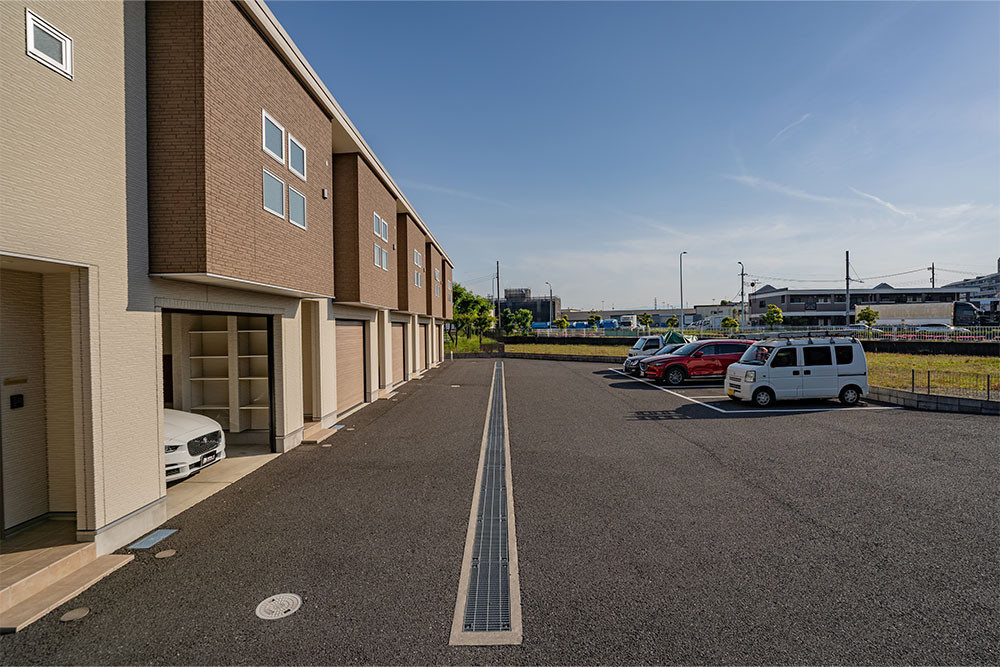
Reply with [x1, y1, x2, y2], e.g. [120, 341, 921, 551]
[462, 362, 511, 632]
[255, 593, 302, 620]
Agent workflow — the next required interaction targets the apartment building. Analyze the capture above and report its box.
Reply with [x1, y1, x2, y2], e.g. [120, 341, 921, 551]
[749, 284, 963, 326]
[1, 0, 453, 604]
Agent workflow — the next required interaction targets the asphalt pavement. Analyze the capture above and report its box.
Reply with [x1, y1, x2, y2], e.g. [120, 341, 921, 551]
[2, 359, 997, 665]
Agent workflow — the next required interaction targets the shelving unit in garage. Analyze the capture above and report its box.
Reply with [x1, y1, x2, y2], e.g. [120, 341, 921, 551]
[236, 315, 269, 432]
[166, 312, 272, 444]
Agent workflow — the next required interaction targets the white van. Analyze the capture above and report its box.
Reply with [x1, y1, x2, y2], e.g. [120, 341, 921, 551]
[620, 315, 639, 330]
[725, 337, 868, 407]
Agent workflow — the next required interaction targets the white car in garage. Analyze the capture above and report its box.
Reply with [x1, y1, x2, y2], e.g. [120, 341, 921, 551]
[164, 409, 226, 482]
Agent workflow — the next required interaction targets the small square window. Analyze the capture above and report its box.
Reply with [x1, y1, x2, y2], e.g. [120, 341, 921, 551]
[435, 284, 441, 297]
[414, 250, 422, 267]
[374, 242, 382, 268]
[374, 213, 381, 236]
[382, 248, 389, 272]
[381, 219, 389, 242]
[288, 135, 306, 180]
[26, 10, 72, 79]
[262, 168, 284, 218]
[262, 110, 284, 164]
[288, 187, 306, 229]
[435, 268, 441, 281]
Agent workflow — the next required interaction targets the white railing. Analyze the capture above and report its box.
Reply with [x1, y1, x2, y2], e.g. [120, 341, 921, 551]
[530, 325, 1000, 342]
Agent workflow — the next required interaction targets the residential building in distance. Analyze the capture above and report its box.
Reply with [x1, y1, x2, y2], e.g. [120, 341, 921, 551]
[748, 284, 964, 326]
[944, 259, 1000, 304]
[561, 307, 695, 327]
[0, 0, 454, 623]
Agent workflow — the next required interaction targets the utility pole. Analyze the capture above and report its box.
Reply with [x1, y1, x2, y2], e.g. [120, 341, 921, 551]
[930, 262, 935, 288]
[679, 251, 687, 333]
[738, 261, 746, 327]
[845, 250, 851, 325]
[496, 260, 501, 336]
[545, 281, 553, 323]
[654, 297, 657, 310]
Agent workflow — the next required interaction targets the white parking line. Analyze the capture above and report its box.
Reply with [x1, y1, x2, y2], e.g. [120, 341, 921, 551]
[607, 369, 901, 415]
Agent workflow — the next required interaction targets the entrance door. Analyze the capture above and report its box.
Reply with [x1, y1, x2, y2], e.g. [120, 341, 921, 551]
[391, 323, 405, 384]
[419, 324, 428, 370]
[336, 320, 365, 413]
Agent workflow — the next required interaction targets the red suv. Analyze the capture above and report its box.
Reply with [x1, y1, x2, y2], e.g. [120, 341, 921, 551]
[640, 339, 752, 385]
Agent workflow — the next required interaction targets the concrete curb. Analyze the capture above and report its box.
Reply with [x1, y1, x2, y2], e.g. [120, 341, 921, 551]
[450, 352, 623, 364]
[869, 385, 1000, 415]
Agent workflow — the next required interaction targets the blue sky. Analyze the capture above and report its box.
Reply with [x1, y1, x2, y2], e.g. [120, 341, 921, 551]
[270, 1, 999, 310]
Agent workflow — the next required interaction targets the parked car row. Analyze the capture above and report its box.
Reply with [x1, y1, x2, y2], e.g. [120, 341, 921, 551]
[621, 336, 870, 407]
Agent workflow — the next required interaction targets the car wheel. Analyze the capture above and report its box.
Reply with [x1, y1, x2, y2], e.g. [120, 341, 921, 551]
[665, 367, 686, 386]
[752, 387, 774, 407]
[839, 386, 860, 406]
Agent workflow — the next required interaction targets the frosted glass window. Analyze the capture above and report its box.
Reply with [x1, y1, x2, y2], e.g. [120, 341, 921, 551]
[26, 10, 72, 78]
[289, 135, 306, 179]
[262, 111, 284, 163]
[382, 248, 389, 271]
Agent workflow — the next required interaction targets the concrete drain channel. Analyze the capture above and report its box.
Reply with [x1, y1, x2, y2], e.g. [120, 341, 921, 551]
[449, 361, 522, 645]
[255, 593, 302, 620]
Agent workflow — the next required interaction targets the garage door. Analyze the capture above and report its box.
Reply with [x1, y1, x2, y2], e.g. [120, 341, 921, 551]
[392, 322, 405, 384]
[336, 320, 365, 413]
[419, 324, 427, 371]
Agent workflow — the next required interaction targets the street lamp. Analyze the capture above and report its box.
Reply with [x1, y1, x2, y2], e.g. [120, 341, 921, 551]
[545, 281, 553, 324]
[679, 251, 687, 333]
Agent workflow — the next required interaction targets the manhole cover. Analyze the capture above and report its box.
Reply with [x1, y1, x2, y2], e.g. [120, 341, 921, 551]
[255, 593, 302, 620]
[60, 607, 89, 622]
[154, 549, 176, 559]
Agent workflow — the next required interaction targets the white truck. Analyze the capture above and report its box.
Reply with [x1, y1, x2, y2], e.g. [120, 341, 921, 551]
[619, 314, 639, 330]
[857, 301, 994, 327]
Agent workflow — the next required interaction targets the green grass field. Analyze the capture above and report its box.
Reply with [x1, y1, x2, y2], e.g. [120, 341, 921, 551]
[866, 353, 999, 396]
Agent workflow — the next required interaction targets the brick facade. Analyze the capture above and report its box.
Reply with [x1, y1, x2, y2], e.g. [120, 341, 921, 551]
[396, 213, 426, 314]
[426, 243, 443, 318]
[443, 261, 453, 319]
[147, 1, 334, 297]
[333, 153, 398, 308]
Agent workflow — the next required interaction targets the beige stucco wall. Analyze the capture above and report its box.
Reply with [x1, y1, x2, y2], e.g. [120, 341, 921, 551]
[0, 1, 164, 543]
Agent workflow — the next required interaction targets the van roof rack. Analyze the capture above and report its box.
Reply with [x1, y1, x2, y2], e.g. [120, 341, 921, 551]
[769, 330, 858, 343]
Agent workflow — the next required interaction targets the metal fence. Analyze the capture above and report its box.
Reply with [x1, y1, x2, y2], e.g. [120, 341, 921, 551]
[532, 325, 1000, 342]
[873, 368, 999, 400]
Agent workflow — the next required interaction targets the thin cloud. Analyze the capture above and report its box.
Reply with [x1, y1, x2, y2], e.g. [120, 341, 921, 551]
[769, 113, 812, 144]
[849, 187, 915, 218]
[399, 180, 516, 209]
[726, 174, 846, 204]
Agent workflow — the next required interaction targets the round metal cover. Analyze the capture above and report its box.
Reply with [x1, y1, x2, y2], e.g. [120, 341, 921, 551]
[60, 607, 90, 622]
[155, 549, 176, 559]
[255, 593, 302, 620]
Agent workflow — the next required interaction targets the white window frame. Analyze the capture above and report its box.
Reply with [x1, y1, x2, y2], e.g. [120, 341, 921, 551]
[414, 250, 422, 267]
[435, 284, 441, 297]
[435, 268, 441, 281]
[262, 168, 285, 219]
[415, 270, 422, 287]
[288, 186, 306, 229]
[381, 248, 389, 272]
[374, 212, 382, 236]
[381, 219, 389, 242]
[288, 133, 306, 181]
[26, 10, 72, 79]
[374, 242, 383, 268]
[262, 110, 285, 164]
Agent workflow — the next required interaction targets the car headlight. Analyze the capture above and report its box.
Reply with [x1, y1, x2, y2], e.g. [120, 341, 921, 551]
[165, 444, 181, 453]
[744, 370, 756, 382]
[649, 360, 667, 367]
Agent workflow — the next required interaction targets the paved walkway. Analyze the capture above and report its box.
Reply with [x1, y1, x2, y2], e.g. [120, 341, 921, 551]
[1, 359, 996, 665]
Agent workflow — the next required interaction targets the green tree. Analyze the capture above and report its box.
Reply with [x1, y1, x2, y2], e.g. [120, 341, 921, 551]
[499, 308, 516, 334]
[472, 311, 496, 345]
[721, 316, 739, 332]
[587, 311, 601, 328]
[638, 313, 653, 329]
[450, 283, 494, 344]
[554, 316, 570, 331]
[665, 315, 679, 328]
[514, 308, 533, 334]
[762, 304, 784, 328]
[856, 306, 879, 327]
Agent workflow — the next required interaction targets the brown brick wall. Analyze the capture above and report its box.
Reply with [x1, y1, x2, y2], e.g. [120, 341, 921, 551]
[202, 0, 333, 296]
[147, 1, 334, 296]
[426, 243, 443, 318]
[396, 213, 425, 314]
[443, 261, 453, 319]
[146, 1, 206, 274]
[333, 153, 397, 308]
[332, 153, 360, 302]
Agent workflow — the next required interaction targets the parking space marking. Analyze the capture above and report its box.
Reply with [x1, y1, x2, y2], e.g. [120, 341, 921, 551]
[607, 369, 901, 415]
